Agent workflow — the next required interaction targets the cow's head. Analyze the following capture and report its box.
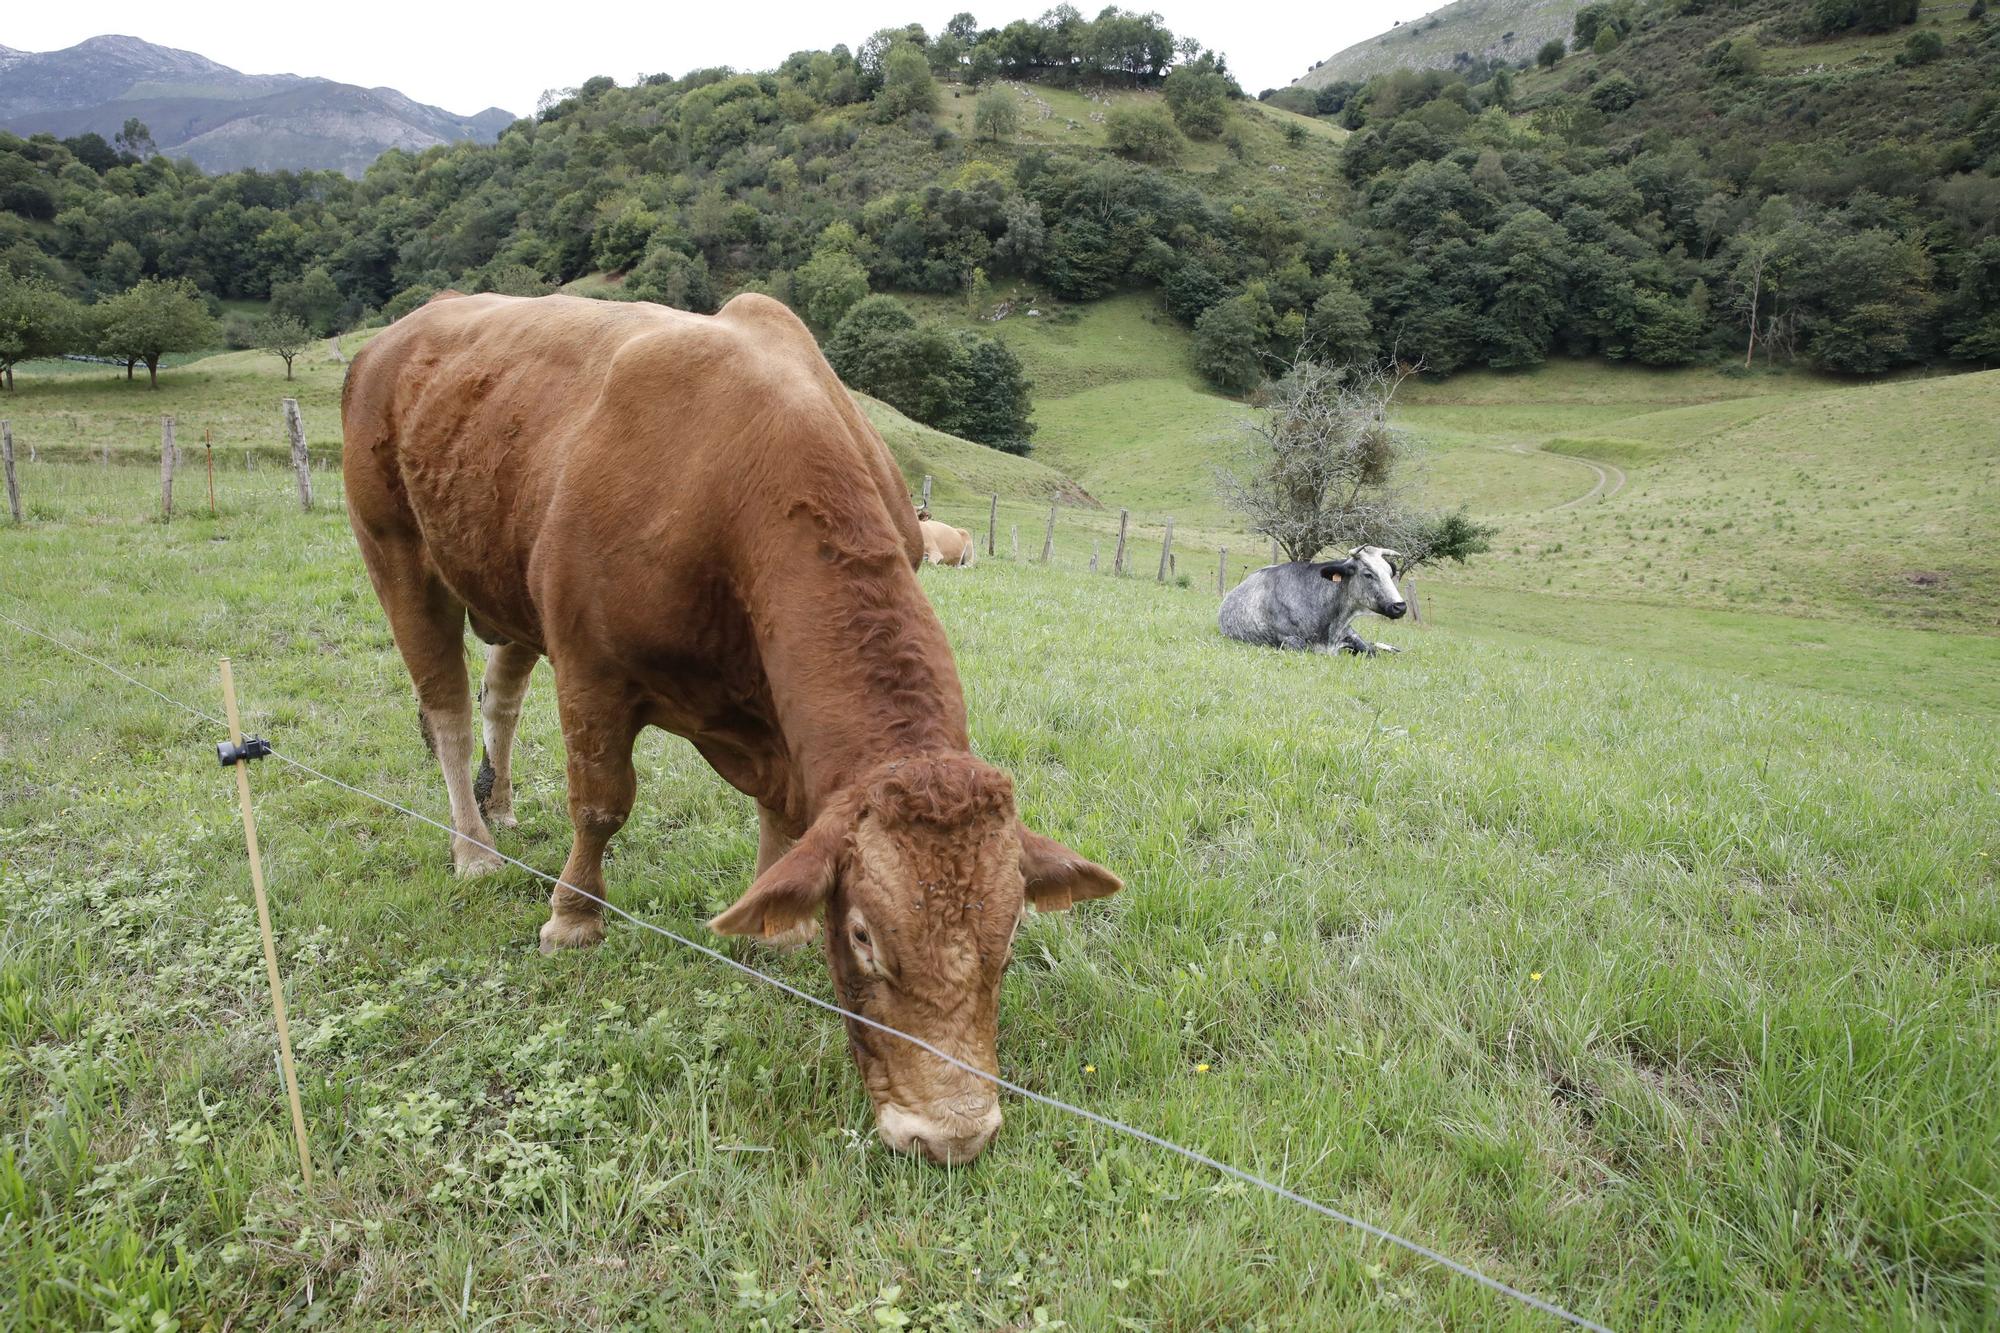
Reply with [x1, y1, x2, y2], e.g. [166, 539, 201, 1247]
[709, 754, 1119, 1165]
[1321, 545, 1407, 619]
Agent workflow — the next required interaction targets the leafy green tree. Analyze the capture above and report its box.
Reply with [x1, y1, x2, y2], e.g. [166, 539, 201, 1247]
[974, 86, 1020, 140]
[1588, 72, 1640, 112]
[1896, 29, 1944, 65]
[1193, 296, 1267, 393]
[254, 313, 312, 380]
[793, 244, 871, 330]
[115, 118, 156, 158]
[95, 277, 217, 389]
[1104, 103, 1184, 163]
[1537, 39, 1566, 68]
[944, 330, 1034, 451]
[1306, 282, 1377, 364]
[876, 43, 941, 121]
[593, 203, 661, 273]
[1631, 291, 1705, 365]
[270, 265, 343, 335]
[0, 274, 79, 390]
[626, 245, 715, 312]
[1163, 54, 1231, 139]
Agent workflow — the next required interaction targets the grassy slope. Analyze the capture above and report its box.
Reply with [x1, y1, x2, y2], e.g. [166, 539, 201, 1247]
[1294, 0, 1588, 89]
[3, 497, 1996, 1329]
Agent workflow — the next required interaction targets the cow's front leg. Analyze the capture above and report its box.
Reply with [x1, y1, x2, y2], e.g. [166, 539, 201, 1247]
[477, 640, 539, 829]
[752, 802, 818, 951]
[542, 675, 640, 953]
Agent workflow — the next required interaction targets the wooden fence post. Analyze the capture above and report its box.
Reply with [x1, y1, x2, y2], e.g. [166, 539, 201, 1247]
[1010, 524, 1019, 561]
[205, 428, 216, 517]
[1406, 577, 1422, 624]
[1, 422, 19, 524]
[1040, 503, 1056, 563]
[987, 492, 998, 556]
[160, 416, 175, 521]
[1113, 508, 1129, 576]
[218, 658, 316, 1189]
[1270, 537, 1280, 565]
[1157, 518, 1174, 583]
[1090, 543, 1099, 574]
[1218, 547, 1227, 596]
[920, 474, 932, 511]
[283, 398, 312, 511]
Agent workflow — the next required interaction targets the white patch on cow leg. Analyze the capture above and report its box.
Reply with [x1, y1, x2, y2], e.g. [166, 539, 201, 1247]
[478, 642, 537, 829]
[430, 704, 503, 876]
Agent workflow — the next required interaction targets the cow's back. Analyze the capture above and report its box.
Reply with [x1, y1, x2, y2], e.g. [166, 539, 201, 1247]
[343, 292, 921, 653]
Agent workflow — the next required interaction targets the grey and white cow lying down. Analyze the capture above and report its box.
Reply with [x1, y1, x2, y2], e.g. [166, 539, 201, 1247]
[1218, 546, 1408, 655]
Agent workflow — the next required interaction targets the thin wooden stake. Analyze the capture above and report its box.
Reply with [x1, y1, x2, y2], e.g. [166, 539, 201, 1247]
[1157, 518, 1174, 583]
[1218, 547, 1228, 596]
[1090, 543, 1100, 574]
[1406, 576, 1422, 624]
[218, 657, 315, 1188]
[205, 427, 216, 517]
[986, 492, 998, 556]
[1010, 524, 1019, 561]
[1113, 508, 1129, 576]
[1040, 503, 1056, 563]
[1, 421, 20, 524]
[160, 417, 175, 521]
[283, 398, 312, 511]
[1270, 537, 1280, 565]
[920, 474, 933, 511]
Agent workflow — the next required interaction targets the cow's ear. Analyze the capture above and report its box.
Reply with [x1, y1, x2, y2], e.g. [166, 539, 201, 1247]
[710, 805, 850, 939]
[1320, 559, 1357, 583]
[1018, 825, 1123, 912]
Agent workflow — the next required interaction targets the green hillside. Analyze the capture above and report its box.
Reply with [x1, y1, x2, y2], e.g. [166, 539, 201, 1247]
[1293, 0, 1586, 88]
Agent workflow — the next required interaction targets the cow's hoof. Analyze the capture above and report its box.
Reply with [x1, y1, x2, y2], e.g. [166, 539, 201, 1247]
[456, 843, 506, 877]
[486, 808, 519, 830]
[539, 913, 605, 953]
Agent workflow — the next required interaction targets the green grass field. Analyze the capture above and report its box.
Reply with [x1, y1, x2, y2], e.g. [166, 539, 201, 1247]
[2, 323, 1997, 1330]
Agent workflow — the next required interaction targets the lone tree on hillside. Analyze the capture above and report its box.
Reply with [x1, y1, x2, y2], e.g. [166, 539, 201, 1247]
[95, 277, 218, 389]
[973, 85, 1020, 140]
[1217, 358, 1493, 567]
[0, 274, 79, 391]
[254, 313, 312, 380]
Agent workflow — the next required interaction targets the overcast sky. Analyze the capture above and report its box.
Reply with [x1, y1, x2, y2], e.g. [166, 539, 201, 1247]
[5, 2, 1438, 119]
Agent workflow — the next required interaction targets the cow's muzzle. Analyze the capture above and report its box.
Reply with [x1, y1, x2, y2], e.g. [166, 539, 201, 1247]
[1381, 601, 1409, 620]
[876, 1098, 1003, 1166]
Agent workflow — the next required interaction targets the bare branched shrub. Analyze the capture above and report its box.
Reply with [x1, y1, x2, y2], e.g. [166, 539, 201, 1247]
[1216, 360, 1421, 562]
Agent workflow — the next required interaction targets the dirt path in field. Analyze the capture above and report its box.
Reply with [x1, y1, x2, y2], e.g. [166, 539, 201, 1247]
[1503, 444, 1627, 511]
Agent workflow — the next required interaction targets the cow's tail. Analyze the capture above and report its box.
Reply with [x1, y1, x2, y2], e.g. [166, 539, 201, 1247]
[958, 531, 976, 567]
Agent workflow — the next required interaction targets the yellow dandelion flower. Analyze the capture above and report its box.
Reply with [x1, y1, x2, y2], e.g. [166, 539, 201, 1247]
[1083, 1064, 1096, 1074]
[1530, 972, 1544, 982]
[1195, 1063, 1211, 1074]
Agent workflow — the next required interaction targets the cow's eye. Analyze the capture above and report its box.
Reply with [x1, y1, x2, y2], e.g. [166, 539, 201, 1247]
[852, 926, 870, 945]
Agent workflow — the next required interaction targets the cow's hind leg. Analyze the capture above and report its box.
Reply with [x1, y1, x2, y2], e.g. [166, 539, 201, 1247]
[541, 670, 641, 952]
[477, 641, 539, 829]
[370, 556, 503, 876]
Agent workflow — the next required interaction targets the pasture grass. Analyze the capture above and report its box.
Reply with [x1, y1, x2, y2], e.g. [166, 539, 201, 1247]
[3, 489, 1996, 1330]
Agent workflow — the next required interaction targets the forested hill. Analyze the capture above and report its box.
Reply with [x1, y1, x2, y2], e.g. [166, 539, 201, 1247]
[2, 2, 1997, 414]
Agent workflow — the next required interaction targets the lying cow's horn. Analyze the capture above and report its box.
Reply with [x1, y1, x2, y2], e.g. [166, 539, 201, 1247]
[1377, 548, 1402, 559]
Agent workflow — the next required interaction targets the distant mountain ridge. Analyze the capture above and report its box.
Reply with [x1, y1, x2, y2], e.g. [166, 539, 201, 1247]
[0, 35, 514, 176]
[1292, 0, 1586, 88]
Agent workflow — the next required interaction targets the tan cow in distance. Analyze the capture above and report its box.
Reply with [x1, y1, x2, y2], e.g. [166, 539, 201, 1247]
[341, 291, 1120, 1164]
[917, 513, 977, 567]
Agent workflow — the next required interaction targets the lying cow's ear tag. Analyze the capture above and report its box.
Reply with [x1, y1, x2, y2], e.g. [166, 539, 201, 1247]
[1322, 570, 1343, 583]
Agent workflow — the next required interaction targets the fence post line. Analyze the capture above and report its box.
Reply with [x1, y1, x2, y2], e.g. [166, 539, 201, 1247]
[1157, 517, 1173, 583]
[986, 492, 998, 556]
[218, 657, 315, 1188]
[1040, 503, 1056, 563]
[160, 417, 175, 521]
[1, 421, 19, 524]
[1218, 547, 1227, 596]
[283, 398, 312, 512]
[1113, 508, 1129, 576]
[1010, 524, 1019, 561]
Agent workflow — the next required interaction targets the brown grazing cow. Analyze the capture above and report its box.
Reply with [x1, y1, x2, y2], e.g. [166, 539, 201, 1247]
[918, 517, 977, 567]
[341, 292, 1119, 1164]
